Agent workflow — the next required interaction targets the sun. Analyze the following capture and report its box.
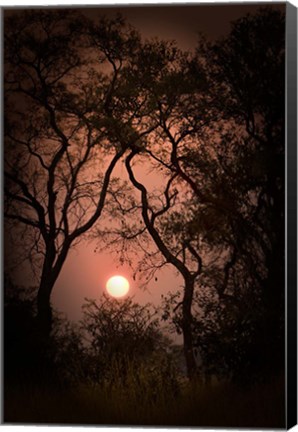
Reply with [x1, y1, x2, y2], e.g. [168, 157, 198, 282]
[106, 275, 130, 298]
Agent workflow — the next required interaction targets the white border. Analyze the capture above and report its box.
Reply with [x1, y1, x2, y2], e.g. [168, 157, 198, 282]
[0, 0, 293, 7]
[0, 1, 296, 432]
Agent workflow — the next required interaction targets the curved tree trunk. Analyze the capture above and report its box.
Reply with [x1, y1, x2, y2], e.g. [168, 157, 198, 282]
[34, 150, 125, 340]
[126, 151, 200, 381]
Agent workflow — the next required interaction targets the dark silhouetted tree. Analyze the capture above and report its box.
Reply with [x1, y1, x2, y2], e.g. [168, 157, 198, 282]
[4, 11, 155, 338]
[102, 7, 285, 382]
[189, 7, 286, 381]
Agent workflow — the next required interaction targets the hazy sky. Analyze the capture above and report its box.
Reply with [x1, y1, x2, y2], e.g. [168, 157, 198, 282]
[8, 2, 285, 325]
[82, 3, 272, 46]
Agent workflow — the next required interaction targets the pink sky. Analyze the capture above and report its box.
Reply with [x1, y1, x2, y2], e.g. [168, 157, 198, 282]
[6, 3, 285, 328]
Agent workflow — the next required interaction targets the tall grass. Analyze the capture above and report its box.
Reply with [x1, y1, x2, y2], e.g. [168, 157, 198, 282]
[4, 362, 285, 428]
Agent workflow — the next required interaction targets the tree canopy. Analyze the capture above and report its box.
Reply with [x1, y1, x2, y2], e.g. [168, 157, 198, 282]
[4, 6, 285, 384]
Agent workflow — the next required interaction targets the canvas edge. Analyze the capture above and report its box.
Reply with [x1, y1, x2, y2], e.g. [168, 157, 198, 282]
[0, 2, 294, 431]
[286, 1, 298, 430]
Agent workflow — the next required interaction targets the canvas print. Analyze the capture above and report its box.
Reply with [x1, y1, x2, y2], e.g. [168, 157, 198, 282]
[3, 2, 288, 428]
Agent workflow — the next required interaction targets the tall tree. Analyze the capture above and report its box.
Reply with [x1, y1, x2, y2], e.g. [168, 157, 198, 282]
[194, 7, 286, 378]
[158, 7, 286, 381]
[104, 7, 286, 381]
[4, 10, 154, 337]
[93, 45, 209, 379]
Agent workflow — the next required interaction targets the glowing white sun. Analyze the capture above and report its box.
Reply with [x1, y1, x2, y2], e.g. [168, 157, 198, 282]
[106, 275, 130, 298]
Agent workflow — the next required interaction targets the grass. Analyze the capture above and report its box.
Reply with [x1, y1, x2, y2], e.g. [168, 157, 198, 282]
[4, 373, 285, 428]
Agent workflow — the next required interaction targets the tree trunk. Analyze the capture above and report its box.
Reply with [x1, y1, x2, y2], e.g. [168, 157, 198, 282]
[36, 276, 54, 339]
[125, 154, 199, 380]
[181, 277, 197, 380]
[36, 246, 59, 339]
[35, 237, 70, 339]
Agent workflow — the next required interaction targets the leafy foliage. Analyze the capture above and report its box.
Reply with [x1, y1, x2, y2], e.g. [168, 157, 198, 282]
[80, 295, 171, 382]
